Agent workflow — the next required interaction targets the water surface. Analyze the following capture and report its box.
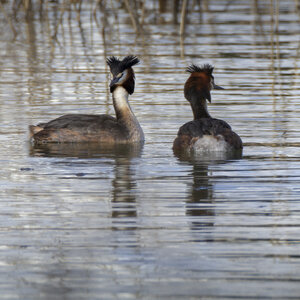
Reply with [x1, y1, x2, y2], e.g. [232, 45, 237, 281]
[1, 0, 300, 299]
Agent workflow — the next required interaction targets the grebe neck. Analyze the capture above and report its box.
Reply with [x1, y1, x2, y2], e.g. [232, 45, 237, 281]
[112, 86, 144, 141]
[112, 86, 132, 120]
[191, 97, 211, 119]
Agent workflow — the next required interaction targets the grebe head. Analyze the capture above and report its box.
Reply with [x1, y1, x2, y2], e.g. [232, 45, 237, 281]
[184, 63, 223, 104]
[106, 55, 139, 95]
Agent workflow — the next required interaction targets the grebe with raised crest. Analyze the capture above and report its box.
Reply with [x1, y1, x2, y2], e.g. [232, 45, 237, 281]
[29, 55, 144, 144]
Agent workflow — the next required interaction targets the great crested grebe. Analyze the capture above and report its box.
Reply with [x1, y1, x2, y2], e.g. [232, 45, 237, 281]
[173, 64, 242, 155]
[29, 55, 144, 144]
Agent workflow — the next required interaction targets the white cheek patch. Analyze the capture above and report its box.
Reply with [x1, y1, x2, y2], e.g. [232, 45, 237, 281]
[118, 70, 128, 84]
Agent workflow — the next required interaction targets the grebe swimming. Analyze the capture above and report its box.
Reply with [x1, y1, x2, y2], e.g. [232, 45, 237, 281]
[30, 55, 144, 144]
[173, 64, 242, 155]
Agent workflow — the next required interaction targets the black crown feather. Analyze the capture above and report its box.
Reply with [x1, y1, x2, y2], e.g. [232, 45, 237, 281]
[106, 55, 139, 77]
[186, 63, 214, 75]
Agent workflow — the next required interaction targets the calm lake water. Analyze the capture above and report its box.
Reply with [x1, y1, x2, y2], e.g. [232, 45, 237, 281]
[1, 0, 300, 299]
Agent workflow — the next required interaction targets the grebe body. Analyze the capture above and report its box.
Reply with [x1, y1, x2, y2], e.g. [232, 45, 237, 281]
[173, 64, 242, 155]
[30, 56, 144, 144]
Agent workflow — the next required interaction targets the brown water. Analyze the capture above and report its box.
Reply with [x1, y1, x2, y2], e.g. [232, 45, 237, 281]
[1, 0, 300, 299]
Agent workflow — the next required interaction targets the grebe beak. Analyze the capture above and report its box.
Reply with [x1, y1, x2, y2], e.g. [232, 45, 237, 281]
[213, 83, 224, 90]
[109, 77, 120, 87]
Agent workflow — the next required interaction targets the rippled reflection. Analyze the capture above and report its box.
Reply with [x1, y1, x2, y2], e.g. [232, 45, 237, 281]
[186, 161, 215, 230]
[177, 153, 242, 232]
[29, 142, 144, 159]
[30, 142, 143, 232]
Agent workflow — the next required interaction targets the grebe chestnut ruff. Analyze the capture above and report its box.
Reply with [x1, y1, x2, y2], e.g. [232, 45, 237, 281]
[29, 55, 144, 144]
[173, 64, 243, 155]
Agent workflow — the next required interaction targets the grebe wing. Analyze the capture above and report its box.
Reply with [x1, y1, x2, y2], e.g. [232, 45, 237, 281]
[40, 114, 116, 130]
[31, 114, 129, 143]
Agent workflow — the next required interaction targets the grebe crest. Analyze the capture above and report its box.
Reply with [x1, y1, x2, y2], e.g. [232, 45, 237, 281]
[173, 63, 243, 157]
[107, 55, 139, 94]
